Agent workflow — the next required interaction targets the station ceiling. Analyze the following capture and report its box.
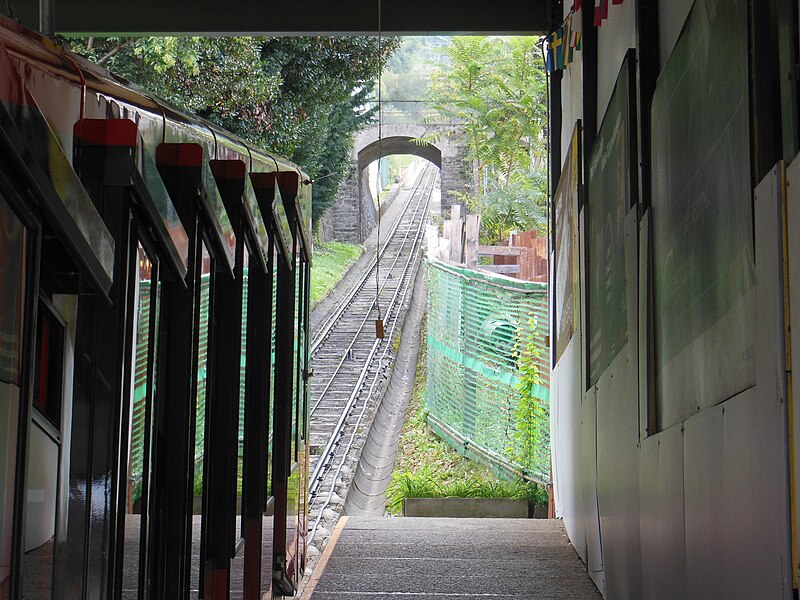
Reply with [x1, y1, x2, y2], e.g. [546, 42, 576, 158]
[15, 0, 552, 36]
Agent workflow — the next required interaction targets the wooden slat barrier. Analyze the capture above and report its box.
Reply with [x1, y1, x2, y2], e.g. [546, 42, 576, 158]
[481, 264, 521, 274]
[429, 205, 547, 282]
[477, 245, 522, 256]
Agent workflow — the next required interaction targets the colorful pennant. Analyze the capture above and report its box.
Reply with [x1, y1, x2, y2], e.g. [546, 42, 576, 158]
[594, 0, 608, 26]
[544, 13, 583, 72]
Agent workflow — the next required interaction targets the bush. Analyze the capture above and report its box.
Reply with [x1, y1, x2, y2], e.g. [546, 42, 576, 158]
[386, 467, 546, 514]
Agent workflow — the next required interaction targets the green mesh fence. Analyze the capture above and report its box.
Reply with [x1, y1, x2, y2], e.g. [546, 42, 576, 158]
[130, 271, 252, 488]
[129, 280, 152, 486]
[425, 260, 550, 484]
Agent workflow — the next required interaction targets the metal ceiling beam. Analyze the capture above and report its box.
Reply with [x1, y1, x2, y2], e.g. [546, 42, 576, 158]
[14, 0, 550, 35]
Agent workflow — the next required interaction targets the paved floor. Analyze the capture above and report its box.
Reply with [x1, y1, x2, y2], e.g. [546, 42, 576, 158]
[302, 517, 603, 599]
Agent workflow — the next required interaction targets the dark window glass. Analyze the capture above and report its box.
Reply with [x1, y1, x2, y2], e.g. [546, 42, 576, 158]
[123, 246, 160, 599]
[33, 301, 64, 428]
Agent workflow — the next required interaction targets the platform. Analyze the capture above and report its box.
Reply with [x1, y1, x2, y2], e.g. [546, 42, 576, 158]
[302, 517, 603, 599]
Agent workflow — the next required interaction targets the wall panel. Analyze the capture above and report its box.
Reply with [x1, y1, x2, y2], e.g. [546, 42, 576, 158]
[750, 164, 793, 597]
[789, 155, 800, 581]
[720, 389, 789, 599]
[594, 207, 641, 600]
[551, 343, 586, 561]
[581, 387, 604, 593]
[639, 425, 686, 600]
[682, 403, 724, 600]
[682, 389, 790, 600]
[595, 352, 640, 599]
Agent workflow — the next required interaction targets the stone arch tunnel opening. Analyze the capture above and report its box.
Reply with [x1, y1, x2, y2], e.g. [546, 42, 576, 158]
[361, 145, 441, 215]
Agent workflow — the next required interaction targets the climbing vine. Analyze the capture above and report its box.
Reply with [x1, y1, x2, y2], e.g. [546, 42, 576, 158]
[513, 314, 545, 476]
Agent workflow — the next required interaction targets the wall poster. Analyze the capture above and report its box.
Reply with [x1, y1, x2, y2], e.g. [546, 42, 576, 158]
[553, 122, 582, 366]
[587, 51, 638, 387]
[650, 0, 754, 428]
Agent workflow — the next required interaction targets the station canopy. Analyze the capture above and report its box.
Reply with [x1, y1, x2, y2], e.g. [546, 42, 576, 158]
[15, 0, 551, 35]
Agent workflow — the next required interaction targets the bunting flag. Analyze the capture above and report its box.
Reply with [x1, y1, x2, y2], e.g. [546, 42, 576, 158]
[572, 31, 582, 51]
[553, 26, 565, 70]
[594, 0, 608, 26]
[545, 34, 555, 72]
[544, 9, 585, 72]
[563, 14, 573, 67]
[571, 0, 582, 10]
[594, 0, 624, 26]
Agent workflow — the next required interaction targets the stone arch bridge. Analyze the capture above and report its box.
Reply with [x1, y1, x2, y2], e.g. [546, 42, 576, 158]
[319, 123, 471, 243]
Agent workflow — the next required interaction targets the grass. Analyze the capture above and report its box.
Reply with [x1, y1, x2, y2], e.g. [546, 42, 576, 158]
[386, 315, 546, 514]
[386, 467, 547, 514]
[311, 241, 363, 306]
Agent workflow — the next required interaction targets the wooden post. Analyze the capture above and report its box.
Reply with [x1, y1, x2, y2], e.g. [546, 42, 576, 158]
[426, 224, 439, 261]
[449, 204, 464, 263]
[464, 214, 480, 269]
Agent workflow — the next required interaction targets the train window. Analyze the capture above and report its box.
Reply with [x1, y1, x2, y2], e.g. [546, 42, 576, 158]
[294, 259, 306, 460]
[191, 240, 213, 594]
[32, 299, 65, 429]
[292, 262, 299, 463]
[267, 252, 278, 497]
[0, 195, 28, 600]
[301, 258, 309, 445]
[237, 245, 249, 543]
[123, 245, 160, 599]
[195, 242, 212, 494]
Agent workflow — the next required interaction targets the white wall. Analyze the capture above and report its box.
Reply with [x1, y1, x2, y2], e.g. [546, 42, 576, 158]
[596, 2, 636, 128]
[550, 2, 794, 598]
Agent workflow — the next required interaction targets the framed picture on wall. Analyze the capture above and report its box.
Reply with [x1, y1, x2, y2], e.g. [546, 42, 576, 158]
[553, 121, 582, 367]
[586, 49, 639, 387]
[650, 0, 754, 428]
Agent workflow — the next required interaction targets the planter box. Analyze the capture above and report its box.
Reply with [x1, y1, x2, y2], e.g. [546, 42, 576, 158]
[402, 497, 531, 518]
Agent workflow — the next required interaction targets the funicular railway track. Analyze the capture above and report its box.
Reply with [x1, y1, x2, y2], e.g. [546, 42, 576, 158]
[307, 164, 436, 549]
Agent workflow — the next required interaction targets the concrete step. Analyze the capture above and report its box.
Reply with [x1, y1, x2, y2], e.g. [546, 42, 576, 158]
[302, 517, 602, 599]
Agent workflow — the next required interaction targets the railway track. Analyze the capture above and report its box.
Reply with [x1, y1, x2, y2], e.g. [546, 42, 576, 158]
[306, 164, 436, 550]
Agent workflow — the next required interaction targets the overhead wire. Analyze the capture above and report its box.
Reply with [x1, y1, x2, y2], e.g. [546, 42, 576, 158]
[374, 0, 384, 337]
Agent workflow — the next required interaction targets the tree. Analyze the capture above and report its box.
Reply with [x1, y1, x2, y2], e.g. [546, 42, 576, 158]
[380, 36, 445, 123]
[67, 36, 400, 222]
[425, 36, 548, 241]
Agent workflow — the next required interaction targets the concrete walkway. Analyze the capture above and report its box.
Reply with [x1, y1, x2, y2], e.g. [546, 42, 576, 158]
[302, 517, 603, 599]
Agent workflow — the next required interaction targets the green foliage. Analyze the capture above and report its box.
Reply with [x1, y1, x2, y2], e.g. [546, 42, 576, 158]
[388, 314, 540, 514]
[480, 178, 547, 245]
[425, 36, 548, 241]
[513, 315, 545, 472]
[193, 463, 204, 497]
[386, 467, 547, 514]
[380, 36, 445, 123]
[66, 36, 401, 222]
[310, 241, 363, 305]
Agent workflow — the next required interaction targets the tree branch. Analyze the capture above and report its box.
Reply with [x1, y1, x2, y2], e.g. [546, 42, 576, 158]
[98, 38, 133, 65]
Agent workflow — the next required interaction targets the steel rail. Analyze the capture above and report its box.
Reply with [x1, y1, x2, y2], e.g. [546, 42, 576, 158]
[310, 165, 434, 355]
[308, 195, 430, 544]
[307, 167, 434, 545]
[307, 167, 434, 488]
[309, 172, 434, 415]
[309, 166, 436, 415]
